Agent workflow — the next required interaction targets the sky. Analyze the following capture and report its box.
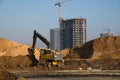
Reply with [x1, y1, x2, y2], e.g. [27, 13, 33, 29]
[0, 0, 120, 46]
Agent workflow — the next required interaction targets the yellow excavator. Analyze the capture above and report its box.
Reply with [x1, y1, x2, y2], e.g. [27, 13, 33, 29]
[28, 30, 64, 68]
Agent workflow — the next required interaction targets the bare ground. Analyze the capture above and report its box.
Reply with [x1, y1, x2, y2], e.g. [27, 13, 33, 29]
[0, 36, 120, 79]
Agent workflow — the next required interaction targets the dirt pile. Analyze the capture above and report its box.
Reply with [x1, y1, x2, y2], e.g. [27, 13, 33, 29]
[59, 48, 70, 57]
[0, 38, 33, 69]
[0, 38, 40, 60]
[0, 55, 32, 69]
[0, 38, 29, 56]
[0, 36, 120, 70]
[65, 36, 120, 59]
[92, 36, 120, 59]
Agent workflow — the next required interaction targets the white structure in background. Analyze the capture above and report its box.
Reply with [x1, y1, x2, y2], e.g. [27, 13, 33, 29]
[100, 32, 114, 37]
[50, 28, 60, 51]
[100, 29, 114, 37]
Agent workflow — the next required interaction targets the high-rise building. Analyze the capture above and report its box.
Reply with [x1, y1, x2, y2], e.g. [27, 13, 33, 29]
[60, 18, 86, 49]
[50, 28, 60, 51]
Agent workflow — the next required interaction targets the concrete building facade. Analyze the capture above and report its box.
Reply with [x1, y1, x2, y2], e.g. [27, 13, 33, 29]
[50, 28, 60, 51]
[60, 18, 86, 49]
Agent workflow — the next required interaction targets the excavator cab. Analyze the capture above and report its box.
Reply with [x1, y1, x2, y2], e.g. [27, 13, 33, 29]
[39, 49, 64, 68]
[41, 49, 52, 54]
[40, 49, 54, 60]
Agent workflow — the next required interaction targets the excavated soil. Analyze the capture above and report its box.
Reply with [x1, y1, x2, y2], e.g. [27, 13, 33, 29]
[0, 38, 29, 56]
[64, 36, 120, 59]
[0, 55, 32, 69]
[0, 36, 120, 79]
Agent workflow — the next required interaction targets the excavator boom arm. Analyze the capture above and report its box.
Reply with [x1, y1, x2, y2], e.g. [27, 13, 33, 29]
[32, 30, 50, 49]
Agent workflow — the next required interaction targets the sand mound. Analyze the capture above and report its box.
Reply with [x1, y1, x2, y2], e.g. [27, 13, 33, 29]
[0, 36, 119, 70]
[92, 36, 120, 59]
[0, 38, 29, 56]
[0, 38, 41, 61]
[65, 36, 120, 59]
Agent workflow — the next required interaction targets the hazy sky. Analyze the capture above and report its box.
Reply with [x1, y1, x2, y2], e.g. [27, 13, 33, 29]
[0, 0, 120, 46]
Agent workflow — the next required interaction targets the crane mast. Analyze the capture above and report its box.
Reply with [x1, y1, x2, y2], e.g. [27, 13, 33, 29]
[55, 0, 72, 24]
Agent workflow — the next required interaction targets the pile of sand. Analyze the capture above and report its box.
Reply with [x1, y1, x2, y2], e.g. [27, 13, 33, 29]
[64, 36, 120, 59]
[0, 36, 120, 70]
[59, 48, 70, 57]
[92, 36, 120, 59]
[0, 38, 29, 57]
[0, 38, 40, 60]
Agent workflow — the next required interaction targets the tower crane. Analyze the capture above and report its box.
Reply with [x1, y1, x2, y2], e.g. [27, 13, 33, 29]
[55, 0, 72, 24]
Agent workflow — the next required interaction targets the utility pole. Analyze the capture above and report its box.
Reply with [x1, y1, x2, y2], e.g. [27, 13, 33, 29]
[55, 0, 72, 25]
[105, 28, 110, 36]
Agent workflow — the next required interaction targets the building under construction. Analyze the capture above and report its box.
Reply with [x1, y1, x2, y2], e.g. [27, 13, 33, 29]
[60, 18, 86, 49]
